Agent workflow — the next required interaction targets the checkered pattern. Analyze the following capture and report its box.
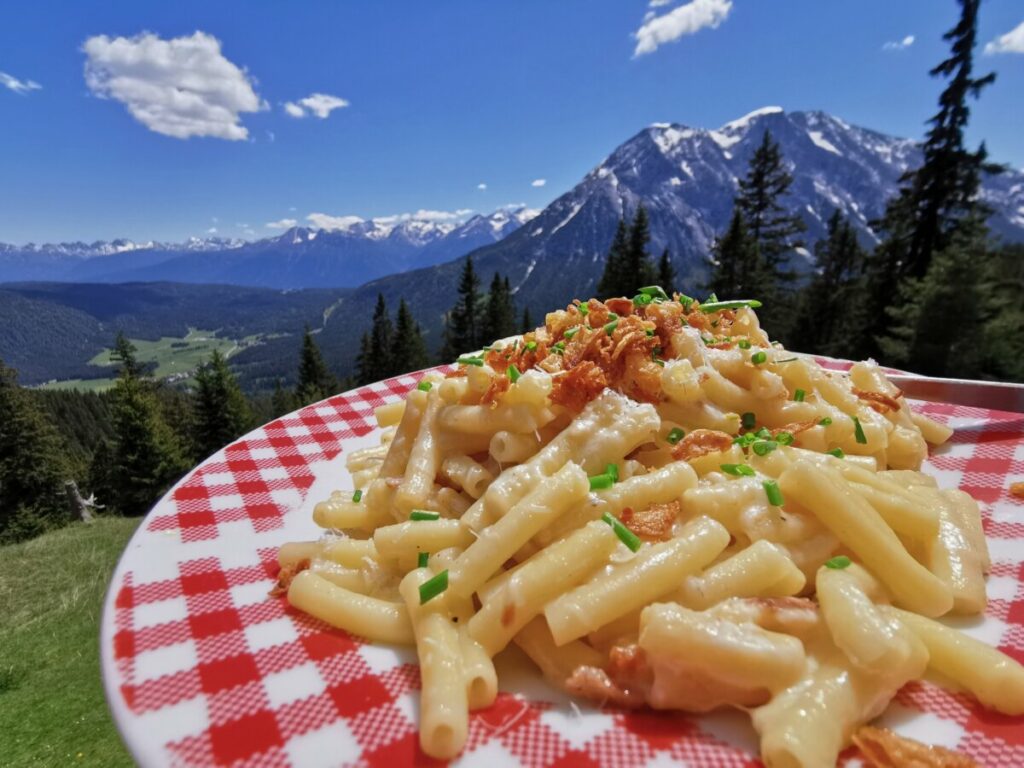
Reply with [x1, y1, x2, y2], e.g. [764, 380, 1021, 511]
[102, 372, 1024, 767]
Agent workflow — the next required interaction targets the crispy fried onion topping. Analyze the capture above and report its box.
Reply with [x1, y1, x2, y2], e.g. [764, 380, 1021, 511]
[269, 558, 310, 597]
[670, 429, 734, 462]
[853, 387, 902, 414]
[852, 726, 979, 768]
[620, 501, 679, 542]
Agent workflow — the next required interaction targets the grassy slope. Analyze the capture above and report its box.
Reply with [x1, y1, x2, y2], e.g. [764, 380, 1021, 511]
[0, 517, 139, 767]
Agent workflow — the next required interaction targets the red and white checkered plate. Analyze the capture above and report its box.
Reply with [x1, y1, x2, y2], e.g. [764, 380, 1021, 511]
[101, 369, 1024, 767]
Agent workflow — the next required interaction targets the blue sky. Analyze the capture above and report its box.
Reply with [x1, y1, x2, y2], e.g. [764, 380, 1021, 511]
[1, 0, 1022, 244]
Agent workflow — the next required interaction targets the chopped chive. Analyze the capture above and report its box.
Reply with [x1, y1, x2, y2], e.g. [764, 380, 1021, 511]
[645, 328, 655, 337]
[417, 552, 429, 568]
[751, 351, 768, 365]
[763, 480, 784, 506]
[352, 489, 363, 503]
[679, 294, 695, 311]
[417, 381, 433, 392]
[721, 463, 755, 477]
[653, 358, 665, 367]
[602, 512, 642, 552]
[825, 555, 851, 570]
[738, 339, 752, 349]
[827, 448, 845, 458]
[507, 364, 521, 383]
[457, 356, 484, 366]
[633, 293, 654, 307]
[775, 431, 795, 446]
[752, 440, 778, 456]
[755, 427, 772, 440]
[852, 416, 867, 444]
[419, 569, 449, 604]
[794, 388, 806, 402]
[589, 473, 614, 491]
[706, 292, 719, 303]
[410, 510, 441, 521]
[775, 357, 798, 363]
[699, 299, 763, 313]
[606, 463, 619, 483]
[741, 412, 756, 430]
[639, 285, 670, 300]
[525, 341, 537, 352]
[564, 326, 580, 339]
[552, 341, 565, 354]
[608, 312, 619, 321]
[578, 303, 589, 316]
[666, 427, 685, 445]
[819, 417, 833, 426]
[604, 319, 619, 336]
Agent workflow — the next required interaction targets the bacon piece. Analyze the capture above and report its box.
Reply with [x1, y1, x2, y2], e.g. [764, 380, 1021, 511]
[770, 419, 820, 438]
[853, 726, 978, 768]
[585, 298, 612, 328]
[671, 429, 734, 462]
[481, 373, 511, 405]
[1010, 482, 1024, 499]
[620, 501, 679, 542]
[605, 297, 635, 317]
[853, 387, 902, 414]
[269, 558, 310, 597]
[550, 360, 608, 412]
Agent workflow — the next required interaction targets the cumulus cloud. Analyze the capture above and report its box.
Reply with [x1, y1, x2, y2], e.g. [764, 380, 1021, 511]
[984, 21, 1024, 55]
[633, 0, 732, 57]
[883, 35, 915, 51]
[266, 218, 298, 230]
[477, 182, 488, 190]
[649, 0, 673, 6]
[306, 208, 475, 231]
[306, 213, 365, 231]
[207, 227, 218, 234]
[0, 71, 42, 94]
[531, 178, 546, 187]
[82, 31, 265, 140]
[283, 92, 349, 119]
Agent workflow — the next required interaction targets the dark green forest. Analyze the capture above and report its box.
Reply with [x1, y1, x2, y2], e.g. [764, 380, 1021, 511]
[1, 0, 1020, 545]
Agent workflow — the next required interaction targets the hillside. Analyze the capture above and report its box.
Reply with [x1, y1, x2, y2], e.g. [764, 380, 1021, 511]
[311, 107, 1024, 376]
[0, 282, 349, 385]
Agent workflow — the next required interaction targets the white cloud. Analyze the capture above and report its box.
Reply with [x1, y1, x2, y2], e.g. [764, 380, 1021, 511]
[306, 213, 365, 231]
[283, 92, 349, 119]
[81, 31, 265, 140]
[306, 208, 475, 231]
[984, 21, 1024, 55]
[633, 0, 732, 57]
[531, 178, 546, 187]
[649, 0, 673, 6]
[883, 35, 915, 51]
[477, 182, 488, 190]
[0, 71, 41, 94]
[207, 226, 218, 234]
[266, 218, 298, 230]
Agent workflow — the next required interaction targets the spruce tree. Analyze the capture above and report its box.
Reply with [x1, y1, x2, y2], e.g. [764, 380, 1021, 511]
[624, 204, 656, 290]
[192, 350, 254, 459]
[521, 307, 534, 334]
[707, 209, 757, 299]
[357, 294, 395, 384]
[271, 378, 296, 418]
[793, 211, 866, 356]
[657, 248, 676, 295]
[297, 326, 337, 404]
[979, 243, 1024, 382]
[483, 273, 517, 344]
[108, 339, 187, 516]
[0, 358, 70, 542]
[597, 218, 630, 298]
[390, 298, 431, 375]
[447, 255, 482, 355]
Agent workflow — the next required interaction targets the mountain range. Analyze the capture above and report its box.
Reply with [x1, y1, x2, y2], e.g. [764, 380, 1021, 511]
[0, 207, 538, 288]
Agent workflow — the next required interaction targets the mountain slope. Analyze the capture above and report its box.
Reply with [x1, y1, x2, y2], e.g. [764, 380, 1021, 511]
[313, 107, 1024, 375]
[0, 209, 536, 288]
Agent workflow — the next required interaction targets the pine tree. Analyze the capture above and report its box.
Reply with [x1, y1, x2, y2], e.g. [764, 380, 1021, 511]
[657, 248, 676, 295]
[390, 298, 431, 375]
[107, 340, 187, 516]
[707, 209, 757, 299]
[297, 326, 337, 405]
[357, 294, 395, 384]
[980, 243, 1024, 382]
[734, 129, 806, 339]
[793, 211, 866, 356]
[521, 307, 534, 334]
[597, 218, 630, 298]
[271, 378, 296, 418]
[482, 273, 517, 344]
[446, 255, 482, 355]
[0, 358, 71, 542]
[902, 0, 997, 278]
[624, 204, 656, 290]
[192, 350, 254, 459]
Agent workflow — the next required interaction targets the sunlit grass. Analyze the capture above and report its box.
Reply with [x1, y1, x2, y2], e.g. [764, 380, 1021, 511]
[0, 517, 139, 767]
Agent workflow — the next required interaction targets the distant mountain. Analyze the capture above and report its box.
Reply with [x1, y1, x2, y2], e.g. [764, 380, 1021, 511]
[309, 107, 1024, 375]
[0, 208, 538, 288]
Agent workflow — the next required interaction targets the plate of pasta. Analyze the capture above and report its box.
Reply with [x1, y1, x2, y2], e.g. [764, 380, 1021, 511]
[101, 289, 1024, 768]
